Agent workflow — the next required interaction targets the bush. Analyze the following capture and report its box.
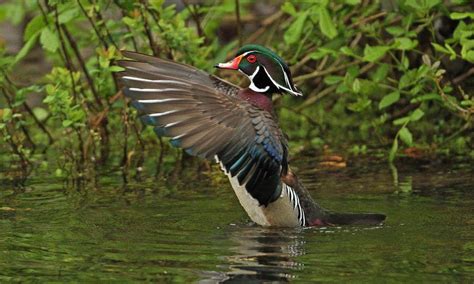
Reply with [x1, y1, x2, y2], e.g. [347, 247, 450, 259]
[0, 0, 472, 180]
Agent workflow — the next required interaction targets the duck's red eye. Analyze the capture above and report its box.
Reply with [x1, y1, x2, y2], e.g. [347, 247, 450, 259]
[247, 55, 257, 63]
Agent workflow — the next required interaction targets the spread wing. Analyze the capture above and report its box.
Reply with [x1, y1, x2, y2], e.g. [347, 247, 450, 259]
[117, 51, 288, 205]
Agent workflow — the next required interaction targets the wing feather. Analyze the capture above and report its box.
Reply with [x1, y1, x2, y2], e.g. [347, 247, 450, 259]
[118, 52, 288, 205]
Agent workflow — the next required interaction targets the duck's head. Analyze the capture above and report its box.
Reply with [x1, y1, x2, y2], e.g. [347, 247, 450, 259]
[215, 44, 302, 96]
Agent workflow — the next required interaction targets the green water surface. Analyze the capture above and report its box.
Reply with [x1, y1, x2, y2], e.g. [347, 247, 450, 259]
[0, 160, 473, 282]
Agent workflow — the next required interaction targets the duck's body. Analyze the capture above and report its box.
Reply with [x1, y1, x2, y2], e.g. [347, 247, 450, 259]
[118, 45, 385, 227]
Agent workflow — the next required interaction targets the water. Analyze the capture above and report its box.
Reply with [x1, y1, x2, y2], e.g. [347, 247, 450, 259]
[0, 159, 473, 282]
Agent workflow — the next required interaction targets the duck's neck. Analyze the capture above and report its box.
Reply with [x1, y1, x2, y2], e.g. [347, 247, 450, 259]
[238, 89, 273, 113]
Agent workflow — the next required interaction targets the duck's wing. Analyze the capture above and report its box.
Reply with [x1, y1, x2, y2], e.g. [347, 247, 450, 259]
[117, 51, 288, 206]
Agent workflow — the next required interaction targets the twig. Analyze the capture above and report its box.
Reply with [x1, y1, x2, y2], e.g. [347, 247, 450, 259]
[235, 0, 242, 46]
[139, 0, 158, 56]
[23, 102, 54, 146]
[453, 67, 474, 85]
[60, 23, 103, 108]
[293, 60, 361, 83]
[52, 5, 80, 103]
[349, 11, 387, 28]
[3, 74, 54, 146]
[86, 0, 119, 49]
[245, 10, 283, 45]
[295, 85, 337, 111]
[435, 77, 473, 119]
[77, 0, 109, 49]
[183, 1, 205, 41]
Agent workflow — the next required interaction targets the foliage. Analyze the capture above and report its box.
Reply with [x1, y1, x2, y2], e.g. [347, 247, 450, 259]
[0, 0, 473, 181]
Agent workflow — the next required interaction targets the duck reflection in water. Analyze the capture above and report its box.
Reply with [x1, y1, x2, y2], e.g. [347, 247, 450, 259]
[200, 226, 305, 283]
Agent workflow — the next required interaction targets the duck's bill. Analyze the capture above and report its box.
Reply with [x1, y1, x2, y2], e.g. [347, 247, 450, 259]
[215, 54, 243, 70]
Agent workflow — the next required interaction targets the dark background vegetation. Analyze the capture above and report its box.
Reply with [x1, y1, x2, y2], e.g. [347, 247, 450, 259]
[0, 0, 473, 184]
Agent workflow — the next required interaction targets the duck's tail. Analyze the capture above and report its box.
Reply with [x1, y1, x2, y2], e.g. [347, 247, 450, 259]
[284, 171, 386, 227]
[324, 212, 386, 226]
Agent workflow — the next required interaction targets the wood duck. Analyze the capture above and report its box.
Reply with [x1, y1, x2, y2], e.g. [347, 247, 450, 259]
[117, 45, 386, 227]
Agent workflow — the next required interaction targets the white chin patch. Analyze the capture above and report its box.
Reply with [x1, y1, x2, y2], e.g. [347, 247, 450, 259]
[248, 66, 269, 93]
[249, 83, 269, 93]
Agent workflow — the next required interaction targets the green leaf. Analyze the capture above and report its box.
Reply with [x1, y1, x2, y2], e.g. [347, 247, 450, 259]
[344, 0, 361, 5]
[363, 45, 390, 62]
[58, 7, 79, 24]
[324, 75, 343, 85]
[318, 7, 337, 39]
[122, 16, 137, 27]
[32, 107, 49, 121]
[352, 78, 361, 93]
[13, 33, 39, 65]
[389, 138, 398, 162]
[393, 116, 410, 125]
[62, 119, 73, 128]
[348, 97, 371, 112]
[450, 12, 474, 20]
[281, 2, 297, 16]
[445, 43, 457, 60]
[40, 28, 59, 53]
[393, 37, 418, 50]
[410, 93, 442, 103]
[398, 69, 417, 89]
[372, 64, 389, 82]
[462, 50, 474, 63]
[410, 108, 424, 121]
[310, 48, 337, 59]
[379, 91, 400, 109]
[284, 11, 308, 45]
[432, 43, 450, 54]
[399, 127, 413, 146]
[2, 108, 12, 122]
[24, 15, 46, 42]
[109, 66, 125, 72]
[340, 46, 356, 57]
[386, 26, 405, 36]
[406, 0, 441, 11]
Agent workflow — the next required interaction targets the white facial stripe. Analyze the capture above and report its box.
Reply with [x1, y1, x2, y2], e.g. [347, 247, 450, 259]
[129, 88, 182, 92]
[261, 66, 301, 96]
[122, 76, 191, 86]
[248, 66, 270, 93]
